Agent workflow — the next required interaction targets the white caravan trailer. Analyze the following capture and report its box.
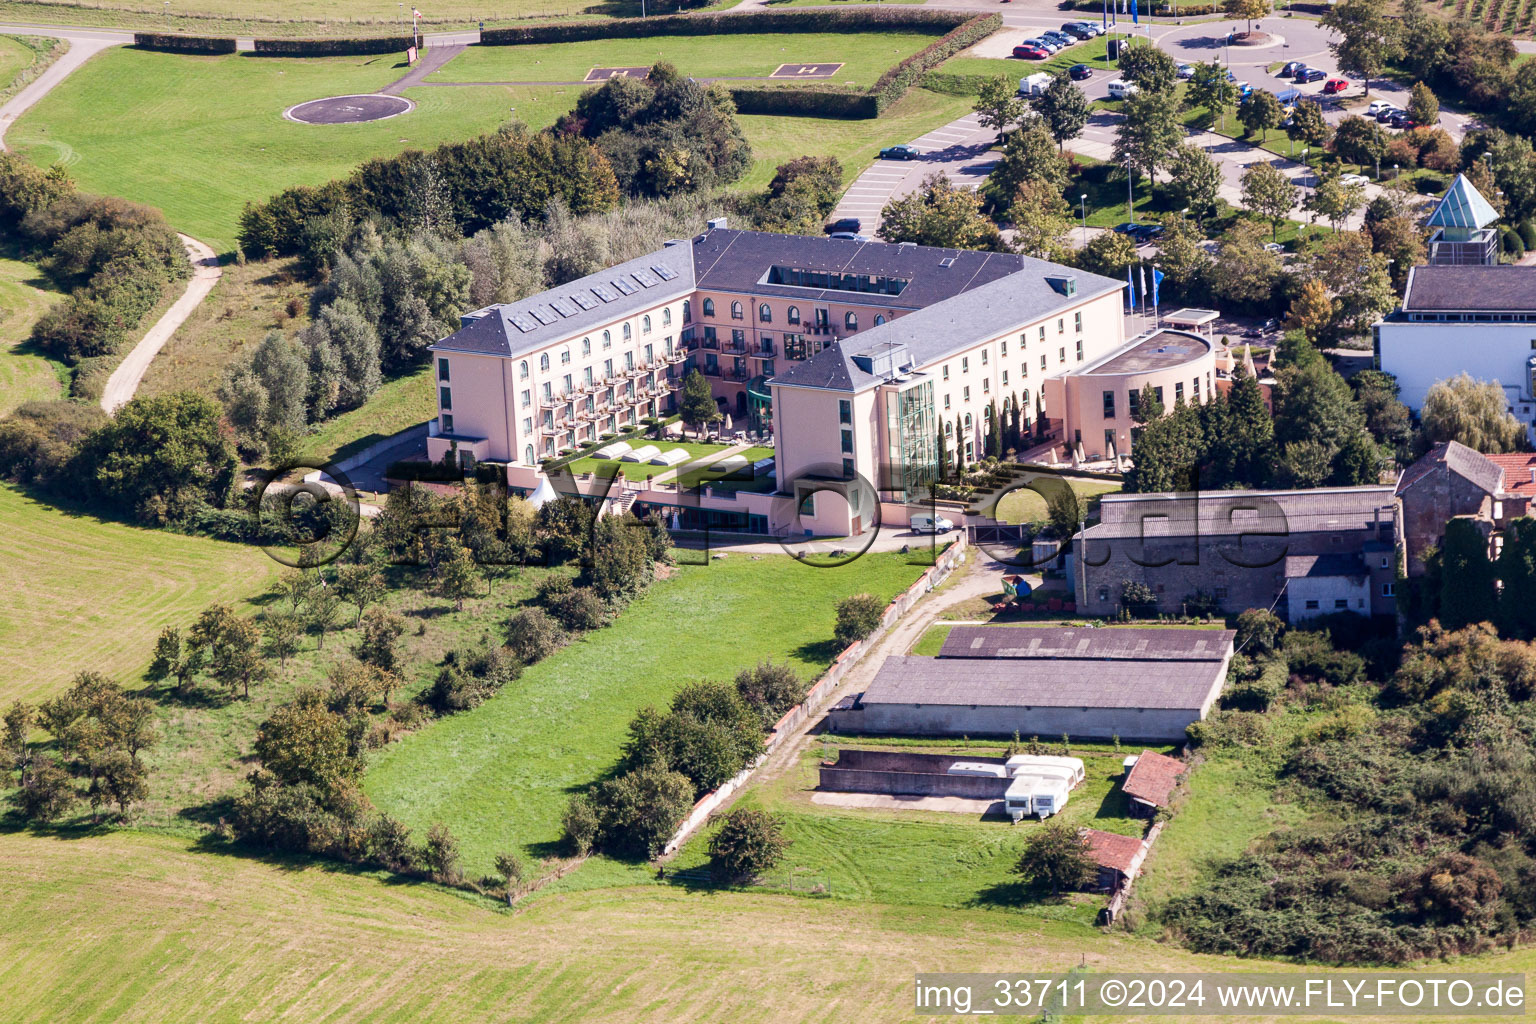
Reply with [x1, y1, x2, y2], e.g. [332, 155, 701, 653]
[947, 761, 1009, 778]
[1003, 775, 1072, 820]
[1006, 755, 1085, 786]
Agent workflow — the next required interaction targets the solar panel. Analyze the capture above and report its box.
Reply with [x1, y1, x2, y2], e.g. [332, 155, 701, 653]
[509, 312, 539, 333]
[651, 264, 678, 282]
[529, 305, 556, 326]
[591, 283, 618, 303]
[550, 297, 577, 318]
[631, 268, 659, 288]
[570, 292, 597, 311]
[610, 277, 638, 296]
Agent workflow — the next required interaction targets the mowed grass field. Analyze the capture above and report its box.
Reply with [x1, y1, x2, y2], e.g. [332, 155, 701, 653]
[0, 33, 34, 88]
[438, 31, 940, 86]
[0, 485, 278, 704]
[16, 830, 1504, 1024]
[0, 252, 64, 415]
[364, 551, 935, 875]
[990, 475, 1122, 526]
[10, 46, 973, 249]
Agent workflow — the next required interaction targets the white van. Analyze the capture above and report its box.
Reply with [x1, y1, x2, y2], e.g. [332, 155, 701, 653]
[1107, 79, 1139, 100]
[910, 513, 955, 535]
[1007, 754, 1086, 787]
[1018, 72, 1053, 97]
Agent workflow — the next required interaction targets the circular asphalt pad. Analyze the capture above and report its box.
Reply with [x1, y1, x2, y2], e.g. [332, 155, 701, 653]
[284, 94, 414, 125]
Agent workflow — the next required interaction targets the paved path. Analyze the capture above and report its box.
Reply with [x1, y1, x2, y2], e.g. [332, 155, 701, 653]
[384, 42, 466, 93]
[0, 24, 125, 151]
[100, 234, 222, 412]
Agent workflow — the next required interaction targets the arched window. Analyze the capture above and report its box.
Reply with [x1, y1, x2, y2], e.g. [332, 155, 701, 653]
[845, 311, 858, 331]
[662, 307, 673, 326]
[681, 300, 691, 323]
[539, 354, 550, 372]
[602, 330, 612, 348]
[731, 301, 743, 320]
[581, 337, 591, 356]
[642, 315, 651, 334]
[519, 360, 529, 379]
[787, 305, 800, 325]
[758, 303, 772, 323]
[623, 323, 632, 341]
[963, 414, 972, 431]
[524, 445, 534, 465]
[703, 299, 715, 317]
[944, 420, 952, 435]
[874, 314, 886, 326]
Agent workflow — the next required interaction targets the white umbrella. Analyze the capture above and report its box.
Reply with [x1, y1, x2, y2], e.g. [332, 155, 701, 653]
[723, 413, 734, 431]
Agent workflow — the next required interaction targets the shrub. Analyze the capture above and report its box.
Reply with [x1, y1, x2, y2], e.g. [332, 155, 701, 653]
[1501, 225, 1525, 260]
[1014, 820, 1096, 895]
[132, 33, 236, 54]
[421, 822, 462, 883]
[708, 808, 789, 881]
[505, 606, 564, 664]
[592, 765, 694, 859]
[1223, 658, 1288, 712]
[1521, 220, 1536, 252]
[734, 661, 804, 729]
[549, 585, 608, 631]
[834, 592, 885, 647]
[1234, 607, 1284, 654]
[252, 36, 413, 56]
[367, 814, 416, 871]
[624, 681, 765, 794]
[561, 791, 602, 855]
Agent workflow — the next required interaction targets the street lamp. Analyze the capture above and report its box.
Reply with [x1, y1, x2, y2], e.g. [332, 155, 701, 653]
[164, 1, 170, 27]
[1080, 193, 1088, 246]
[1126, 158, 1135, 223]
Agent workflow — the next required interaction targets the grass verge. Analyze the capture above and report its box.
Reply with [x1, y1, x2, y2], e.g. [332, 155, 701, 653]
[0, 250, 66, 415]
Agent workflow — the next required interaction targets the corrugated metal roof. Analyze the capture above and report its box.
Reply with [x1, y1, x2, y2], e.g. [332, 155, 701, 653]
[859, 655, 1226, 711]
[938, 625, 1234, 662]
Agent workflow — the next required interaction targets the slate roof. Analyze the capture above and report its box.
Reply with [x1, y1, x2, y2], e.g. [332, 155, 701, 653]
[429, 242, 696, 358]
[1401, 265, 1536, 313]
[858, 655, 1227, 711]
[938, 625, 1234, 662]
[1081, 828, 1147, 874]
[1426, 174, 1500, 230]
[1122, 750, 1185, 807]
[1085, 486, 1396, 540]
[1283, 553, 1369, 579]
[1396, 441, 1506, 498]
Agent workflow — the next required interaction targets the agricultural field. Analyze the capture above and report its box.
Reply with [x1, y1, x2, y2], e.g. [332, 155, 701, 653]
[0, 251, 65, 416]
[0, 0, 622, 34]
[437, 31, 941, 87]
[364, 550, 937, 876]
[0, 485, 277, 705]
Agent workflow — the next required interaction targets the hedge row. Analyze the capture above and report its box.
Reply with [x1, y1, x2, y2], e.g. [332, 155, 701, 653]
[724, 84, 878, 119]
[132, 33, 237, 54]
[252, 36, 415, 56]
[868, 12, 1000, 114]
[480, 7, 973, 45]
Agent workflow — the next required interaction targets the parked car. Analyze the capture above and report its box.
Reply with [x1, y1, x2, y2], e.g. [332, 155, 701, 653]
[1340, 173, 1369, 186]
[1374, 105, 1402, 123]
[1131, 223, 1165, 241]
[1262, 242, 1285, 254]
[1236, 81, 1253, 98]
[1023, 37, 1060, 53]
[1366, 99, 1397, 116]
[829, 232, 872, 242]
[1297, 68, 1327, 83]
[879, 144, 920, 160]
[1176, 63, 1194, 80]
[1106, 78, 1139, 99]
[911, 513, 956, 535]
[1112, 221, 1140, 235]
[1013, 44, 1050, 59]
[824, 218, 861, 235]
[1323, 77, 1350, 94]
[1279, 61, 1305, 77]
[1386, 111, 1417, 129]
[1042, 31, 1074, 47]
[1068, 63, 1093, 81]
[1062, 22, 1096, 38]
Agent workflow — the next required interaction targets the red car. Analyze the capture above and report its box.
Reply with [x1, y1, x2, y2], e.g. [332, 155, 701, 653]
[1012, 44, 1049, 59]
[1322, 77, 1350, 94]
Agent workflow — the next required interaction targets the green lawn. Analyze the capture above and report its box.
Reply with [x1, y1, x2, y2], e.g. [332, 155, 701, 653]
[668, 738, 1145, 919]
[364, 551, 934, 875]
[989, 475, 1121, 526]
[439, 31, 941, 87]
[0, 33, 33, 91]
[300, 363, 435, 466]
[0, 485, 278, 706]
[0, 252, 65, 415]
[565, 439, 741, 481]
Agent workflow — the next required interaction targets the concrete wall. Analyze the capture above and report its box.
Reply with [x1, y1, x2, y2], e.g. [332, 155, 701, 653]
[1376, 321, 1536, 443]
[1288, 573, 1371, 622]
[829, 702, 1202, 742]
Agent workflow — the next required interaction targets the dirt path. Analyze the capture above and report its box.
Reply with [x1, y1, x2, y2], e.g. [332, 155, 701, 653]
[99, 234, 222, 413]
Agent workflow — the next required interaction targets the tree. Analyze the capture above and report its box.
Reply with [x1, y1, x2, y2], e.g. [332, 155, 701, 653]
[1015, 821, 1096, 896]
[354, 606, 407, 673]
[591, 514, 656, 604]
[422, 822, 462, 884]
[189, 605, 269, 698]
[834, 593, 885, 648]
[433, 543, 482, 611]
[16, 754, 76, 822]
[1165, 145, 1223, 228]
[506, 606, 564, 664]
[1225, 0, 1271, 35]
[263, 613, 303, 667]
[679, 369, 719, 437]
[984, 122, 1071, 209]
[1077, 231, 1137, 279]
[1272, 353, 1379, 487]
[253, 687, 361, 789]
[880, 173, 1007, 251]
[1421, 374, 1529, 453]
[1005, 181, 1072, 261]
[734, 661, 804, 729]
[146, 626, 203, 694]
[1153, 215, 1212, 290]
[1114, 87, 1182, 189]
[1496, 519, 1536, 640]
[1302, 230, 1393, 337]
[1203, 360, 1273, 487]
[494, 849, 526, 903]
[1439, 517, 1498, 630]
[1124, 397, 1204, 492]
[1322, 0, 1402, 97]
[1286, 278, 1334, 342]
[1236, 89, 1282, 140]
[594, 764, 693, 858]
[1286, 98, 1331, 151]
[1332, 116, 1389, 179]
[1352, 369, 1413, 458]
[974, 75, 1026, 138]
[334, 563, 386, 625]
[1235, 607, 1284, 653]
[1240, 161, 1297, 240]
[1368, 214, 1426, 289]
[1046, 487, 1084, 540]
[1207, 220, 1283, 305]
[708, 808, 789, 881]
[1033, 73, 1091, 151]
[1117, 44, 1178, 95]
[1306, 171, 1366, 233]
[1186, 61, 1237, 131]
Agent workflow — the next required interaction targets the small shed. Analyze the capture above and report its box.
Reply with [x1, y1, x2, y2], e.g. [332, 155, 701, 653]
[1122, 750, 1185, 817]
[1080, 828, 1149, 891]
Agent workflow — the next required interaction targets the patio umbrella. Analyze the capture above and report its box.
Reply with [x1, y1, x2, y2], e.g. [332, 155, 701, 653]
[723, 413, 733, 431]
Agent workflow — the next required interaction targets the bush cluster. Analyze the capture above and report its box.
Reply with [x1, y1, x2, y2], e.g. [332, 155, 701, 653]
[132, 33, 237, 54]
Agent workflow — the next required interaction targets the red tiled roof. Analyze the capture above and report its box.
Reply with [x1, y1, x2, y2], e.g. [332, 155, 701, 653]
[1081, 828, 1145, 874]
[1123, 750, 1185, 807]
[1486, 453, 1536, 497]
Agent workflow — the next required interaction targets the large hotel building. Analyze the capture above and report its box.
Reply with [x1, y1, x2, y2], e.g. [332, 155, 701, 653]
[426, 225, 1182, 536]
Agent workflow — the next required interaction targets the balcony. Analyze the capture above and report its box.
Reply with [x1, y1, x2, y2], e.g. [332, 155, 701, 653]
[701, 364, 722, 378]
[725, 368, 750, 383]
[754, 342, 776, 358]
[722, 340, 747, 355]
